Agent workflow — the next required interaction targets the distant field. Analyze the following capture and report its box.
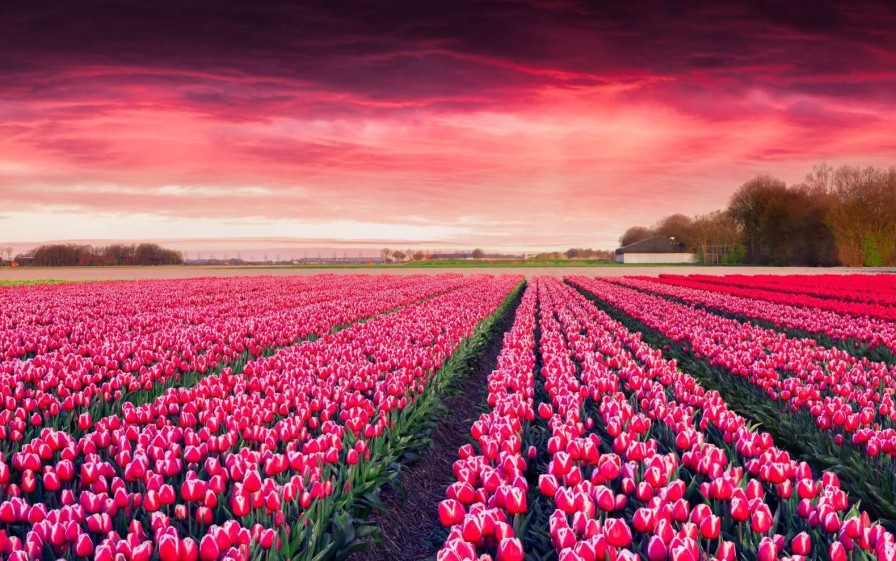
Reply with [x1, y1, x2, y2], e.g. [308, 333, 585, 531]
[0, 279, 81, 286]
[0, 263, 888, 281]
[224, 258, 652, 269]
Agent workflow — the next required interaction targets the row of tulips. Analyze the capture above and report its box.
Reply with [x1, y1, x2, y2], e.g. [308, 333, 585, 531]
[0, 275, 522, 560]
[0, 274, 480, 453]
[534, 277, 895, 561]
[616, 276, 896, 357]
[438, 279, 538, 561]
[660, 274, 896, 309]
[568, 276, 896, 521]
[569, 276, 896, 458]
[0, 275, 425, 361]
[649, 275, 896, 322]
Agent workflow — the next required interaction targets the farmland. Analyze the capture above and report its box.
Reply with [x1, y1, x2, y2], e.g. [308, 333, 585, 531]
[1, 273, 896, 561]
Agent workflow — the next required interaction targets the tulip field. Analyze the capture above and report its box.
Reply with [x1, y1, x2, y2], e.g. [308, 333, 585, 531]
[2, 273, 896, 561]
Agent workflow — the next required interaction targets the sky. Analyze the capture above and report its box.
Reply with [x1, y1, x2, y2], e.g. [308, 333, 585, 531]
[1, 1, 895, 253]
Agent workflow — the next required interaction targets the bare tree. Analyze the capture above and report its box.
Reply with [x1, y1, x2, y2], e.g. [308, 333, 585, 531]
[619, 226, 652, 247]
[690, 211, 741, 263]
[652, 214, 694, 249]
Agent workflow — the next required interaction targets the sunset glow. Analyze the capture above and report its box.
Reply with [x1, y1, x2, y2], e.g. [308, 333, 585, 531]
[2, 1, 895, 251]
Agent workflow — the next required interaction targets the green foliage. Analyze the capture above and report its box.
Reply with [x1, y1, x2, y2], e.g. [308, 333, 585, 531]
[722, 244, 746, 264]
[21, 242, 183, 266]
[0, 279, 79, 286]
[862, 233, 884, 267]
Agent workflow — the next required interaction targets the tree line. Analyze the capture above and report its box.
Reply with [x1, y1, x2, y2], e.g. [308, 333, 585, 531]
[619, 163, 896, 266]
[379, 247, 613, 262]
[15, 243, 184, 266]
[532, 248, 614, 261]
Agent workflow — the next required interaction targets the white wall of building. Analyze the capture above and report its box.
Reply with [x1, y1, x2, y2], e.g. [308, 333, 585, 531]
[619, 253, 697, 264]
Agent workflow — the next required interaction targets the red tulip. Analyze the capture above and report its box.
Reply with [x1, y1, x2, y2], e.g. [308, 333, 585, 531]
[158, 534, 181, 561]
[439, 500, 466, 527]
[505, 487, 526, 515]
[74, 534, 94, 557]
[462, 515, 484, 543]
[132, 542, 153, 561]
[199, 534, 219, 561]
[182, 537, 199, 561]
[757, 537, 777, 561]
[791, 532, 811, 556]
[604, 518, 632, 548]
[633, 508, 656, 533]
[647, 535, 668, 561]
[497, 537, 524, 561]
[752, 506, 773, 533]
[539, 475, 559, 497]
[716, 541, 736, 561]
[830, 541, 847, 561]
[699, 515, 721, 540]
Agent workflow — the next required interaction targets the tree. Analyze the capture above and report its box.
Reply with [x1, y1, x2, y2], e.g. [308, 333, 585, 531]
[1, 247, 12, 263]
[564, 248, 613, 260]
[472, 248, 485, 259]
[380, 248, 391, 262]
[391, 250, 407, 261]
[26, 243, 183, 266]
[619, 226, 653, 247]
[728, 175, 788, 263]
[690, 211, 742, 263]
[652, 214, 695, 249]
[825, 164, 896, 266]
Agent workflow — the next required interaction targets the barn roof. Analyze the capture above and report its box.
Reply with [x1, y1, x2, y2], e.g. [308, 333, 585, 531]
[615, 235, 687, 254]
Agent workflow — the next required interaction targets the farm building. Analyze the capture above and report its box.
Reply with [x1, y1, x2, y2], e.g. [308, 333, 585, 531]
[615, 235, 697, 264]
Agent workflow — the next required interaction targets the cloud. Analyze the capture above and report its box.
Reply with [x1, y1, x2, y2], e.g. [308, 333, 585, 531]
[0, 1, 894, 248]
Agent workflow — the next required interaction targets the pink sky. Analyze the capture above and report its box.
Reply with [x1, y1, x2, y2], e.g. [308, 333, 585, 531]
[1, 2, 895, 251]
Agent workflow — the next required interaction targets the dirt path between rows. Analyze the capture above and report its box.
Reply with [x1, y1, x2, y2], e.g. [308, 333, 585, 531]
[349, 289, 523, 561]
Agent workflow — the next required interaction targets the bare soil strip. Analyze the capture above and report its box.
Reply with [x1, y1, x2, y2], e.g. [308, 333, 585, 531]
[349, 284, 525, 561]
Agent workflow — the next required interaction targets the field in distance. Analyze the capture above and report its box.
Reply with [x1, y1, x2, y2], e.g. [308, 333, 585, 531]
[0, 262, 887, 282]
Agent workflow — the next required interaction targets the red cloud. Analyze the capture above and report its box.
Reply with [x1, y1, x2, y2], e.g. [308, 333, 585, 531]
[1, 1, 895, 248]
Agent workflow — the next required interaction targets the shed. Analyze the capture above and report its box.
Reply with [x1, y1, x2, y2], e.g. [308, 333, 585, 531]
[615, 235, 696, 264]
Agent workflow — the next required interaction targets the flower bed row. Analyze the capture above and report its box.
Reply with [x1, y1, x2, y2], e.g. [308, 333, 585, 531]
[535, 277, 894, 561]
[0, 275, 522, 560]
[0, 274, 479, 453]
[438, 277, 896, 561]
[568, 275, 896, 522]
[615, 276, 896, 358]
[438, 279, 538, 561]
[661, 274, 896, 309]
[650, 275, 896, 322]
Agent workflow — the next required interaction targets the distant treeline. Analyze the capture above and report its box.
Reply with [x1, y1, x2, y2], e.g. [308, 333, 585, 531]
[532, 248, 614, 260]
[620, 163, 896, 266]
[380, 247, 613, 262]
[18, 243, 183, 266]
